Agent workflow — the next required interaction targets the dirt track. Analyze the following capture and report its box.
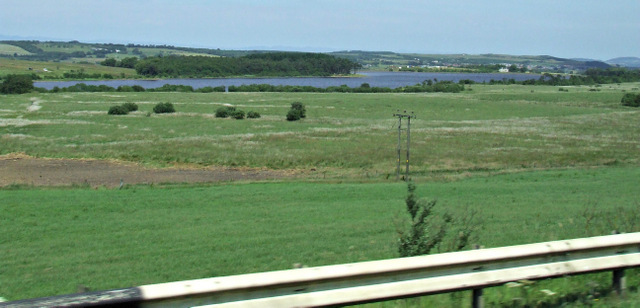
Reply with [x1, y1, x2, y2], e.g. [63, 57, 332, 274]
[0, 153, 298, 188]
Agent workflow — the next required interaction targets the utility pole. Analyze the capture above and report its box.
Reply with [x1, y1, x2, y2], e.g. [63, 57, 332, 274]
[393, 110, 416, 181]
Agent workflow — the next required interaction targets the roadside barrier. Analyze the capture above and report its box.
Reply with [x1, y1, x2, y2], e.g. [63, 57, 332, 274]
[3, 232, 639, 308]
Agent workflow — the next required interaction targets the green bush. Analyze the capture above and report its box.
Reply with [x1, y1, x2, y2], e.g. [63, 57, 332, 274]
[0, 74, 34, 94]
[215, 106, 236, 118]
[621, 93, 640, 107]
[108, 105, 129, 115]
[247, 111, 261, 119]
[291, 102, 306, 118]
[231, 110, 245, 120]
[286, 109, 302, 121]
[286, 102, 306, 121]
[153, 102, 175, 114]
[397, 182, 479, 257]
[122, 102, 138, 112]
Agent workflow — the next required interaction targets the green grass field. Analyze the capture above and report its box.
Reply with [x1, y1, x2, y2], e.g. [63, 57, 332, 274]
[1, 168, 639, 304]
[1, 83, 640, 305]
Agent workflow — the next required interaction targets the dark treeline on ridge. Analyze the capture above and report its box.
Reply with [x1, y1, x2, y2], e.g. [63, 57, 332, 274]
[134, 52, 361, 78]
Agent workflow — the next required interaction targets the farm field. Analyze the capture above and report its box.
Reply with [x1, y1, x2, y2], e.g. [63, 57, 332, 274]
[0, 44, 32, 56]
[0, 58, 137, 80]
[1, 83, 640, 305]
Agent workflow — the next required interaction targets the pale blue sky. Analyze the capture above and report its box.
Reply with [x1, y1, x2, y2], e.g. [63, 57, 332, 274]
[1, 0, 638, 60]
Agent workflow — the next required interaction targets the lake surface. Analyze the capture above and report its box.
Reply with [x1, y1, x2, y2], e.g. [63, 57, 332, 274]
[34, 71, 540, 90]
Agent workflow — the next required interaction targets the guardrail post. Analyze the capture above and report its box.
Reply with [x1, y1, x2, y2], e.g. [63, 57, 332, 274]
[612, 268, 626, 297]
[471, 244, 483, 308]
[472, 288, 483, 308]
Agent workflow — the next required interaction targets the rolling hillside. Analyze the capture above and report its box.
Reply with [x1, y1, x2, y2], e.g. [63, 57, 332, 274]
[0, 40, 622, 73]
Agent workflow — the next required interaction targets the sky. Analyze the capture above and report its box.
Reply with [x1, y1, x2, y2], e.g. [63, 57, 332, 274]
[1, 0, 638, 60]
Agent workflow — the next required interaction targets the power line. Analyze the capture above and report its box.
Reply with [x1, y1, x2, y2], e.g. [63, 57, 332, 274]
[393, 110, 415, 181]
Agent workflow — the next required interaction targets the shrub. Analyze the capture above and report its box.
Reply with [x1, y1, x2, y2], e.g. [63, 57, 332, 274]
[247, 111, 261, 119]
[286, 102, 306, 121]
[291, 102, 306, 118]
[0, 74, 34, 94]
[153, 102, 175, 114]
[131, 85, 145, 92]
[231, 110, 245, 120]
[621, 93, 640, 107]
[286, 109, 302, 121]
[397, 182, 448, 257]
[108, 105, 129, 115]
[122, 102, 138, 112]
[215, 106, 236, 118]
[396, 182, 480, 257]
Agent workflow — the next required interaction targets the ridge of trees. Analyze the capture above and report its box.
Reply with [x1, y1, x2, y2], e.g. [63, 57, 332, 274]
[134, 52, 361, 78]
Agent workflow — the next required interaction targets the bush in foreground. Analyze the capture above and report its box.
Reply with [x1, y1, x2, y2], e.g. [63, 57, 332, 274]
[153, 102, 175, 114]
[247, 111, 261, 119]
[397, 182, 480, 257]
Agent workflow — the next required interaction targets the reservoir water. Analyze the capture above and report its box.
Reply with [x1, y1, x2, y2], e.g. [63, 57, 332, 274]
[34, 71, 540, 90]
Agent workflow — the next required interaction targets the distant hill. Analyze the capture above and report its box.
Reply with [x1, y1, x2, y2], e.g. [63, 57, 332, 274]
[606, 57, 640, 68]
[0, 43, 32, 56]
[0, 39, 623, 73]
[331, 51, 611, 72]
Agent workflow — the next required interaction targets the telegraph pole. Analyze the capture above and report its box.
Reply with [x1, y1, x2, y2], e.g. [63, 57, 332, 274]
[393, 110, 416, 181]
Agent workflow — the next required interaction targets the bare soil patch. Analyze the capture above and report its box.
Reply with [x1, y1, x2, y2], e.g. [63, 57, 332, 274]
[0, 153, 300, 188]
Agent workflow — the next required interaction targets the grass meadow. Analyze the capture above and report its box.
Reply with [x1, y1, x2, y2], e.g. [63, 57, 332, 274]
[1, 168, 639, 305]
[1, 82, 640, 305]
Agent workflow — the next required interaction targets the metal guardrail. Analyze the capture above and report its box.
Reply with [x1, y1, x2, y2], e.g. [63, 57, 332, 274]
[3, 232, 640, 308]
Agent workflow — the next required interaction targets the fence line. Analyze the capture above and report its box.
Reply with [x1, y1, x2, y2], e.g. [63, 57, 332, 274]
[3, 232, 640, 308]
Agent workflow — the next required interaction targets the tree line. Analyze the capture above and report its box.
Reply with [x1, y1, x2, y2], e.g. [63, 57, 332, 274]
[0, 76, 464, 94]
[227, 80, 464, 93]
[134, 52, 361, 78]
[485, 68, 640, 86]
